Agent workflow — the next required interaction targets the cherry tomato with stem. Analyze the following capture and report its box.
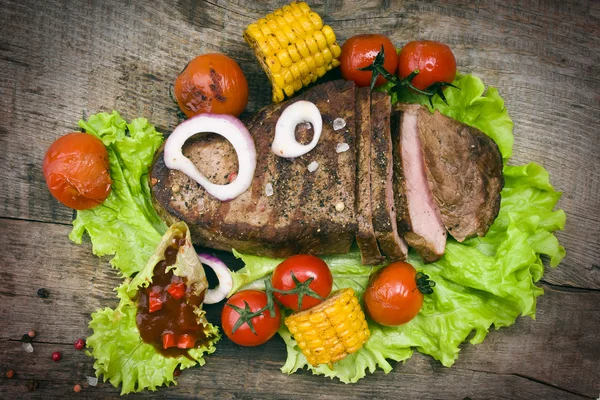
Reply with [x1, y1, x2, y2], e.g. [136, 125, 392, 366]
[363, 262, 435, 326]
[221, 290, 281, 347]
[339, 34, 398, 88]
[271, 254, 333, 311]
[174, 53, 248, 118]
[43, 132, 112, 210]
[398, 40, 457, 91]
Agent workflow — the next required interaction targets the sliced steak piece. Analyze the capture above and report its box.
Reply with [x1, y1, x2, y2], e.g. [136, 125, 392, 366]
[354, 87, 385, 265]
[396, 105, 446, 262]
[391, 111, 411, 234]
[415, 107, 504, 242]
[370, 92, 408, 261]
[151, 80, 358, 258]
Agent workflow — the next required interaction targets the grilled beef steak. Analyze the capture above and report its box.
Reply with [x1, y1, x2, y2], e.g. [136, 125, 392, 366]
[370, 92, 408, 261]
[151, 80, 357, 257]
[354, 87, 385, 265]
[414, 106, 504, 242]
[151, 81, 504, 264]
[395, 105, 447, 262]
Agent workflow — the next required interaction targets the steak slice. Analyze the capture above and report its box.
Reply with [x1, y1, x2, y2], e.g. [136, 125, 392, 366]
[151, 80, 358, 257]
[396, 105, 446, 262]
[370, 92, 408, 261]
[415, 107, 504, 242]
[354, 86, 385, 265]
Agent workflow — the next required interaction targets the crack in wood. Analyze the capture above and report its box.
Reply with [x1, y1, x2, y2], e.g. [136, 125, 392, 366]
[0, 215, 73, 227]
[540, 280, 600, 293]
[455, 367, 595, 399]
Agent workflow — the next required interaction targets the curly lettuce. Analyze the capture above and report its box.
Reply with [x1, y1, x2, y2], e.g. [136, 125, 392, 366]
[230, 74, 566, 383]
[87, 223, 220, 395]
[69, 111, 166, 277]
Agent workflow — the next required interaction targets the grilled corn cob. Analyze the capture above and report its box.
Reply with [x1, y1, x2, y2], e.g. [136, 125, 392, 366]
[244, 1, 342, 103]
[284, 288, 370, 367]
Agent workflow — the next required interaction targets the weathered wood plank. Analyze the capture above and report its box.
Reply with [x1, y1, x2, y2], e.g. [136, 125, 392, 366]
[0, 219, 597, 398]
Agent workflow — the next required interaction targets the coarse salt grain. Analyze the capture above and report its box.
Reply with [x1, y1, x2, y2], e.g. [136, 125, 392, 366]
[333, 118, 346, 131]
[336, 143, 350, 153]
[265, 183, 274, 197]
[86, 376, 98, 387]
[307, 161, 319, 172]
[22, 342, 33, 353]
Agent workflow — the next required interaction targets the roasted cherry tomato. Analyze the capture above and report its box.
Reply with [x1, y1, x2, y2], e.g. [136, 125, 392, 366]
[398, 40, 457, 91]
[43, 132, 112, 210]
[271, 254, 333, 311]
[174, 53, 249, 118]
[339, 34, 398, 88]
[221, 290, 281, 347]
[364, 262, 434, 326]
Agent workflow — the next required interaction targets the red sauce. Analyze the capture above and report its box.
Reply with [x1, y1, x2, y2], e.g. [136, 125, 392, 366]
[136, 238, 208, 357]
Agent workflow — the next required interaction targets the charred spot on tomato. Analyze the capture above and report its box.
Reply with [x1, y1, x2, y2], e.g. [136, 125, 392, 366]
[182, 82, 211, 114]
[208, 68, 226, 103]
[135, 236, 209, 357]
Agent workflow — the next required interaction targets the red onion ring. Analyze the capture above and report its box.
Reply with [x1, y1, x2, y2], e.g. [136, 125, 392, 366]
[271, 100, 322, 158]
[198, 253, 233, 304]
[164, 114, 256, 201]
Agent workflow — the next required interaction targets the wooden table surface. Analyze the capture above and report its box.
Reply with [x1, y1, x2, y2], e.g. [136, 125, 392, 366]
[1, 0, 599, 398]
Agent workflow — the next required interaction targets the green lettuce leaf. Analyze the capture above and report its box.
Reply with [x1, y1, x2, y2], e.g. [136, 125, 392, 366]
[231, 74, 566, 383]
[68, 111, 167, 277]
[87, 222, 220, 395]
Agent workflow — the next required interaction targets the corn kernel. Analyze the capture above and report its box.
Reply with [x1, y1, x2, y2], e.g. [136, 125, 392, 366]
[283, 84, 295, 96]
[314, 51, 325, 67]
[266, 56, 281, 73]
[313, 31, 327, 50]
[287, 44, 301, 62]
[322, 25, 336, 45]
[289, 63, 301, 79]
[276, 49, 293, 67]
[307, 11, 323, 30]
[305, 36, 319, 54]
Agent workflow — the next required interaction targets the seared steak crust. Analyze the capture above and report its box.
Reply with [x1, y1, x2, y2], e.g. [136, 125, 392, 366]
[370, 92, 407, 261]
[151, 80, 357, 257]
[354, 87, 385, 265]
[416, 107, 504, 242]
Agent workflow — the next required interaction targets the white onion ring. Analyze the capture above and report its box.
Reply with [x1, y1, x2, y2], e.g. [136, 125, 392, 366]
[198, 253, 233, 304]
[164, 114, 256, 201]
[271, 100, 322, 158]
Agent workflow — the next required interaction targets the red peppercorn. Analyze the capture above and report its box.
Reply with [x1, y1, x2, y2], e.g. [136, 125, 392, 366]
[6, 370, 15, 379]
[51, 351, 61, 362]
[73, 384, 82, 393]
[74, 339, 85, 350]
[28, 330, 36, 338]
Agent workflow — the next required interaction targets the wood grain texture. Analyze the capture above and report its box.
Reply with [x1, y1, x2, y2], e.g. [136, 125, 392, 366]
[0, 219, 598, 398]
[1, 0, 599, 398]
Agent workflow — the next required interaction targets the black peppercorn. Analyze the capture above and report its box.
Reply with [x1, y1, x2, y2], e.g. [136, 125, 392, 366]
[37, 288, 49, 298]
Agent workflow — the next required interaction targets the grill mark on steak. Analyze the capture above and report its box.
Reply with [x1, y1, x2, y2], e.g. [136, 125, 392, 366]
[370, 92, 408, 261]
[415, 107, 504, 242]
[397, 106, 446, 262]
[354, 86, 385, 265]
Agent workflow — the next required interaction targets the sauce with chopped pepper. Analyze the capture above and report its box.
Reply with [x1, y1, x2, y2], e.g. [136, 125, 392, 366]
[136, 237, 208, 357]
